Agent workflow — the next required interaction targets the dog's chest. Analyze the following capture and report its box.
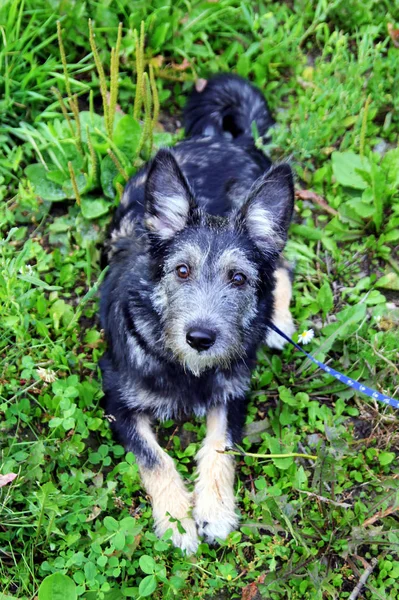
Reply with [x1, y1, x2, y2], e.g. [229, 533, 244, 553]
[121, 365, 250, 421]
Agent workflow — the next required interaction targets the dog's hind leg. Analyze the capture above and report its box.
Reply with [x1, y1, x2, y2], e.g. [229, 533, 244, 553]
[193, 402, 244, 543]
[266, 262, 295, 350]
[114, 409, 199, 554]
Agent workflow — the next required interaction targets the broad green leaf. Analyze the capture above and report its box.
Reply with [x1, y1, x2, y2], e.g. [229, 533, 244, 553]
[104, 516, 119, 532]
[62, 173, 90, 199]
[104, 591, 123, 600]
[80, 111, 108, 154]
[376, 272, 399, 291]
[122, 588, 138, 598]
[347, 197, 375, 219]
[46, 169, 68, 185]
[62, 417, 75, 430]
[113, 530, 126, 550]
[38, 573, 77, 600]
[100, 155, 118, 199]
[364, 290, 386, 305]
[317, 281, 334, 315]
[150, 22, 170, 50]
[290, 224, 323, 240]
[79, 111, 106, 134]
[331, 151, 370, 189]
[382, 147, 399, 188]
[84, 561, 97, 582]
[138, 575, 157, 597]
[80, 197, 110, 220]
[237, 54, 250, 77]
[139, 554, 156, 575]
[379, 452, 395, 466]
[266, 435, 294, 470]
[153, 131, 174, 148]
[370, 162, 386, 231]
[17, 274, 61, 291]
[113, 115, 142, 160]
[2, 316, 19, 328]
[278, 386, 298, 407]
[25, 164, 67, 201]
[96, 591, 123, 600]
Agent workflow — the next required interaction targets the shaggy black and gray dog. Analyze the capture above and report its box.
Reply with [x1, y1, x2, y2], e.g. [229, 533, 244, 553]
[100, 74, 295, 553]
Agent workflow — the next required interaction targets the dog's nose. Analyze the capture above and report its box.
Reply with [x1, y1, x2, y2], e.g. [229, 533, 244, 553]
[186, 328, 216, 352]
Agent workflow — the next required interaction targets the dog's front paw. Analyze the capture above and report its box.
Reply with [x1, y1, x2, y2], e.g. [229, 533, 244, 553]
[155, 514, 199, 554]
[193, 492, 239, 544]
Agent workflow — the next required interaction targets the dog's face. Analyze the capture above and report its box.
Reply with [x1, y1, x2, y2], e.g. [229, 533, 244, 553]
[145, 150, 294, 376]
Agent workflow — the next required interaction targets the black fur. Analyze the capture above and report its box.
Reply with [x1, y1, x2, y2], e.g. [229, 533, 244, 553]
[184, 73, 275, 139]
[100, 75, 294, 470]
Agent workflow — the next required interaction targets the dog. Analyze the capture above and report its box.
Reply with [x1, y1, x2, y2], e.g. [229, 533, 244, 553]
[99, 74, 295, 553]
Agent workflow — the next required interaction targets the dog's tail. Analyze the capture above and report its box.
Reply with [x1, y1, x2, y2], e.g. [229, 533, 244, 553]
[183, 74, 274, 140]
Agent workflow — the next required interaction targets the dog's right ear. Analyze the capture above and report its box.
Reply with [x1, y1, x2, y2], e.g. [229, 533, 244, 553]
[236, 164, 294, 254]
[144, 149, 195, 240]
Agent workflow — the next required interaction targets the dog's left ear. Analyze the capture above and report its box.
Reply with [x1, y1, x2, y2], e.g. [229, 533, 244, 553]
[237, 164, 294, 253]
[145, 149, 195, 240]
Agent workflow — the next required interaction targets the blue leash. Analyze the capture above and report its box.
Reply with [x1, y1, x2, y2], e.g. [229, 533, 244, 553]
[269, 323, 399, 410]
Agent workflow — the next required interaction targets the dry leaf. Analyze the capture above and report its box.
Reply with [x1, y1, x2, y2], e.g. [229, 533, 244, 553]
[0, 473, 17, 487]
[388, 23, 399, 48]
[295, 189, 338, 216]
[363, 504, 399, 527]
[86, 506, 102, 522]
[150, 55, 164, 68]
[171, 58, 191, 71]
[241, 574, 265, 600]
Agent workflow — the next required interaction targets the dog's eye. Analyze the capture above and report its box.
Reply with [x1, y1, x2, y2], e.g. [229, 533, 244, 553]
[231, 272, 247, 287]
[176, 264, 190, 279]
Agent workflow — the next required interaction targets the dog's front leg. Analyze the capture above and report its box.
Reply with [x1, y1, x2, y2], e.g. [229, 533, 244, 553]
[266, 263, 295, 349]
[123, 413, 199, 553]
[193, 404, 240, 543]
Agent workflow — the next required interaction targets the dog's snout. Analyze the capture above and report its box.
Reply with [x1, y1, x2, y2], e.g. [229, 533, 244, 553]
[186, 328, 216, 352]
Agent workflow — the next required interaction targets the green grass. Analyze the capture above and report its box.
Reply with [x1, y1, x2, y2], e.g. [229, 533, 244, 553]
[1, 0, 399, 598]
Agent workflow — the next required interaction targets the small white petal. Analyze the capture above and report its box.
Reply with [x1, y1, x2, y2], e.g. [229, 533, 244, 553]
[37, 367, 57, 383]
[298, 329, 315, 345]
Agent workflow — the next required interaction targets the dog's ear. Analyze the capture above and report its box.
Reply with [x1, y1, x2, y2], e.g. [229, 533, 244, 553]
[145, 149, 195, 240]
[237, 164, 294, 253]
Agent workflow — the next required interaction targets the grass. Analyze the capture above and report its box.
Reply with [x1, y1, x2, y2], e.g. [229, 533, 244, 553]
[1, 0, 399, 598]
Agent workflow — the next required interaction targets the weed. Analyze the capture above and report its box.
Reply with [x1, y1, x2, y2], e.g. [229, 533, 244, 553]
[1, 1, 398, 599]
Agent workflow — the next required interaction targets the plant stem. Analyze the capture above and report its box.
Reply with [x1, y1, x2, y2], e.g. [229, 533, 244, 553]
[218, 449, 318, 461]
[89, 18, 110, 137]
[57, 21, 72, 98]
[68, 161, 82, 206]
[107, 149, 129, 182]
[109, 22, 123, 136]
[133, 21, 145, 120]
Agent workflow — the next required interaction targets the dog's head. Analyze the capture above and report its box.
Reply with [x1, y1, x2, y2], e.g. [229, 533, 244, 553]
[145, 149, 294, 376]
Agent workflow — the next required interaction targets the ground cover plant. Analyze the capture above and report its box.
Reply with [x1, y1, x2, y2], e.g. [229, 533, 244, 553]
[1, 0, 399, 598]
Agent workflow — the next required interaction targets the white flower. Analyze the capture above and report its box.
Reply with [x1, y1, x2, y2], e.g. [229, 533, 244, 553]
[37, 367, 57, 383]
[297, 329, 314, 345]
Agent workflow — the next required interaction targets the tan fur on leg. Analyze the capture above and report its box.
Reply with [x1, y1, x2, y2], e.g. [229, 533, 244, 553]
[266, 265, 295, 349]
[137, 416, 199, 554]
[193, 406, 238, 542]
